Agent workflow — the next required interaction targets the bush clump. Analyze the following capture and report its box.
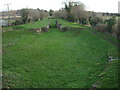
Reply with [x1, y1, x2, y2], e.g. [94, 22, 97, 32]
[12, 19, 23, 25]
[94, 24, 107, 33]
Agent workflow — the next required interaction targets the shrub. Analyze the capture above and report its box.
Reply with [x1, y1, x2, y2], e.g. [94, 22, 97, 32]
[67, 15, 75, 22]
[112, 24, 118, 38]
[89, 17, 102, 27]
[80, 17, 88, 25]
[94, 24, 107, 33]
[118, 18, 120, 39]
[12, 20, 23, 25]
[106, 17, 116, 34]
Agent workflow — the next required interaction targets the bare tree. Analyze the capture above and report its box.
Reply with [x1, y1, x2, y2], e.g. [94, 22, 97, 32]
[40, 10, 49, 19]
[20, 9, 49, 23]
[28, 9, 40, 22]
[60, 9, 67, 19]
[70, 4, 88, 24]
[53, 9, 67, 19]
[53, 11, 61, 18]
[37, 9, 48, 20]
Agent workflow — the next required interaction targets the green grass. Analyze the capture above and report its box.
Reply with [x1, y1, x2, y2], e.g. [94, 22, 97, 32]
[87, 26, 118, 43]
[3, 18, 55, 30]
[2, 18, 118, 88]
[57, 19, 82, 28]
[97, 60, 118, 88]
[3, 27, 13, 30]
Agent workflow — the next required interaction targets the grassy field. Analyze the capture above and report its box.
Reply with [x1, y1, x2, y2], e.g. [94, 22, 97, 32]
[2, 18, 118, 88]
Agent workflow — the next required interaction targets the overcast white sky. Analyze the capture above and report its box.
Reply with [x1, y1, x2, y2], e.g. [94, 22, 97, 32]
[0, 0, 119, 13]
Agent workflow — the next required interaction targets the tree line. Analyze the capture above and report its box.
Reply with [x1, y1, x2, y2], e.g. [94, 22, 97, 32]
[2, 0, 119, 39]
[52, 0, 118, 39]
